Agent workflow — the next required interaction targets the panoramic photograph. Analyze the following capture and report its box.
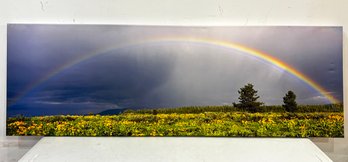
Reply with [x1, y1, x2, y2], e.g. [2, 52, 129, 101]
[7, 25, 343, 137]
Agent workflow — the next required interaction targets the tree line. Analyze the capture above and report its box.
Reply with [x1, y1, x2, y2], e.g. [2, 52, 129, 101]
[122, 83, 342, 114]
[233, 83, 299, 113]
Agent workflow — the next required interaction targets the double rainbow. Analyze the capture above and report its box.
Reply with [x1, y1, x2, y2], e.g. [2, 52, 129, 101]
[8, 36, 340, 106]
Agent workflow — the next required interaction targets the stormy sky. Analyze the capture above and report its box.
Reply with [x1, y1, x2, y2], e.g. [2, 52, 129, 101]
[7, 25, 343, 116]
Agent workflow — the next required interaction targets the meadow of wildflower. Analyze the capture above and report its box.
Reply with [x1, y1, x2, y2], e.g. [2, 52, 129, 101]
[6, 105, 344, 137]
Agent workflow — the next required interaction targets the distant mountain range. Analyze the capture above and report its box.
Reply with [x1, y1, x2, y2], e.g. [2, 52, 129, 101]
[97, 108, 128, 115]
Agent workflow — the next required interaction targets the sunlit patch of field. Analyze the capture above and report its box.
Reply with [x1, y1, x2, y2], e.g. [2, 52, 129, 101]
[7, 111, 343, 137]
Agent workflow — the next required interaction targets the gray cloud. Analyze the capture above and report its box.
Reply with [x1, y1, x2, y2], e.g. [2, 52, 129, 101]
[7, 25, 343, 116]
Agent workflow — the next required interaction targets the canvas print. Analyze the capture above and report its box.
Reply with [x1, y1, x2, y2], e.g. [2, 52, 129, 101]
[7, 25, 343, 137]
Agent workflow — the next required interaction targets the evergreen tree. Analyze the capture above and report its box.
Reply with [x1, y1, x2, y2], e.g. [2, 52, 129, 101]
[233, 83, 263, 112]
[283, 91, 297, 112]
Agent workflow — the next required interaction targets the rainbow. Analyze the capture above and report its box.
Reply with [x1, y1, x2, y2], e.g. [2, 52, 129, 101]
[8, 37, 340, 106]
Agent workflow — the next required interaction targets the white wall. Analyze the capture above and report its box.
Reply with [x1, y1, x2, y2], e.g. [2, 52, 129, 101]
[0, 0, 347, 141]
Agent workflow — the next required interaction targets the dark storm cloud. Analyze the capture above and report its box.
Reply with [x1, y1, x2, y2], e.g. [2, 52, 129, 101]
[39, 49, 178, 107]
[7, 25, 343, 116]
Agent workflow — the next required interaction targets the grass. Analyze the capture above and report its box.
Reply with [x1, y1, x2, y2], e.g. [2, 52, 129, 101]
[6, 105, 344, 137]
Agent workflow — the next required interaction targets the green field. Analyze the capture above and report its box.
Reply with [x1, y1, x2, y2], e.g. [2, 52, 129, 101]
[7, 105, 344, 137]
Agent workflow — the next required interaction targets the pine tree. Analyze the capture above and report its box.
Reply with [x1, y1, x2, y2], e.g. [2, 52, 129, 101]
[233, 83, 263, 112]
[283, 91, 297, 112]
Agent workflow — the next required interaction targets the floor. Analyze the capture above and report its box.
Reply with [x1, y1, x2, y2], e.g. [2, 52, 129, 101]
[0, 137, 40, 162]
[311, 138, 348, 162]
[1, 137, 348, 162]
